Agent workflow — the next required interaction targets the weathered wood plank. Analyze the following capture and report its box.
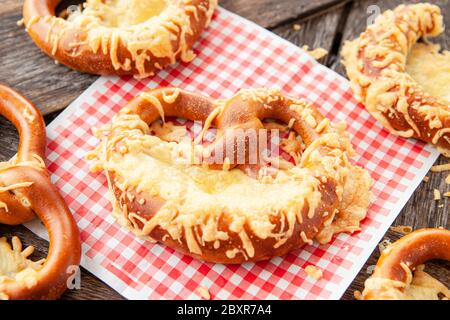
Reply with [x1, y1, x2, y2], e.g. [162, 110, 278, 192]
[221, 0, 349, 29]
[335, 0, 450, 299]
[271, 2, 346, 64]
[0, 0, 97, 116]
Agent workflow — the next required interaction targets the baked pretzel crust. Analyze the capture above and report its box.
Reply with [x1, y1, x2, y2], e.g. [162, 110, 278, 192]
[22, 0, 217, 78]
[0, 167, 81, 300]
[89, 88, 373, 263]
[0, 84, 46, 225]
[342, 4, 450, 156]
[359, 228, 450, 300]
[0, 85, 81, 300]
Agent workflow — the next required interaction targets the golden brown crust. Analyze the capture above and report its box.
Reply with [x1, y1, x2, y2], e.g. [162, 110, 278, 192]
[89, 87, 373, 264]
[0, 85, 81, 299]
[360, 228, 450, 300]
[0, 167, 81, 300]
[0, 84, 46, 225]
[342, 3, 450, 156]
[22, 0, 217, 78]
[109, 171, 339, 263]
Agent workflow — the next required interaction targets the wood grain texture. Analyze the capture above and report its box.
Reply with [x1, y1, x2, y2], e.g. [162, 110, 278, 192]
[271, 2, 346, 64]
[0, 0, 448, 300]
[220, 0, 349, 29]
[0, 0, 96, 116]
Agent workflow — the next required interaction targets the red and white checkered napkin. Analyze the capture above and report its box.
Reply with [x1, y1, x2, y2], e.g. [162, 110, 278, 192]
[26, 8, 439, 299]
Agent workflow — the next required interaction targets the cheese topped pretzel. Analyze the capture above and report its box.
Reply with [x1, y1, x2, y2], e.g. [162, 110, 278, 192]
[358, 228, 450, 300]
[0, 167, 81, 300]
[88, 88, 372, 263]
[22, 0, 217, 78]
[342, 3, 450, 156]
[0, 85, 81, 300]
[0, 84, 46, 225]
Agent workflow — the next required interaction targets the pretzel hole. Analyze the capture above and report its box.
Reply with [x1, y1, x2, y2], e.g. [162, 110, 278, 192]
[57, 0, 170, 27]
[148, 117, 305, 180]
[56, 0, 84, 18]
[0, 117, 19, 165]
[403, 262, 450, 299]
[405, 42, 450, 101]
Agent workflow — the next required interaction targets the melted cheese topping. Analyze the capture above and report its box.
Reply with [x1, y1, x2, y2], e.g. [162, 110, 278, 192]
[0, 154, 46, 212]
[361, 265, 450, 300]
[0, 154, 45, 173]
[0, 237, 44, 299]
[74, 0, 170, 28]
[281, 132, 302, 160]
[97, 121, 324, 256]
[149, 121, 187, 142]
[88, 89, 373, 260]
[406, 43, 450, 101]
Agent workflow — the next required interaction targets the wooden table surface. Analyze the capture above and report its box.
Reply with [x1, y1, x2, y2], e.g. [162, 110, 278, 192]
[0, 0, 448, 300]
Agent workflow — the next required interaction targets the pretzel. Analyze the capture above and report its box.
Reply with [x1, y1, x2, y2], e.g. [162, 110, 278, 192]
[22, 0, 217, 78]
[0, 85, 81, 299]
[88, 87, 372, 263]
[358, 228, 450, 300]
[342, 4, 450, 157]
[0, 84, 46, 225]
[0, 167, 81, 300]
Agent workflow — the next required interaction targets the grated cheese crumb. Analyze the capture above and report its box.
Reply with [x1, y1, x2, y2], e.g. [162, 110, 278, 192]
[305, 265, 323, 280]
[301, 45, 328, 60]
[433, 189, 441, 200]
[0, 181, 34, 193]
[431, 163, 450, 172]
[293, 24, 301, 31]
[390, 225, 413, 235]
[197, 286, 210, 300]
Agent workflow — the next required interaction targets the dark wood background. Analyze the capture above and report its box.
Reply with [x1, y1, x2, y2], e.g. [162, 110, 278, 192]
[0, 0, 448, 300]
